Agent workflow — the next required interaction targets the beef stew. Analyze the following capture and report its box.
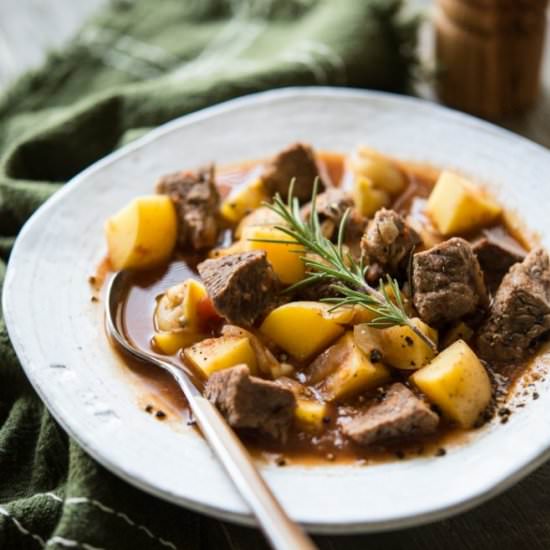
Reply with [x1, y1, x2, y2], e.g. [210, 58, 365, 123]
[102, 143, 547, 465]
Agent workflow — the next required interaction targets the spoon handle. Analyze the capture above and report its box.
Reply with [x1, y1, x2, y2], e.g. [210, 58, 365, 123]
[189, 394, 317, 550]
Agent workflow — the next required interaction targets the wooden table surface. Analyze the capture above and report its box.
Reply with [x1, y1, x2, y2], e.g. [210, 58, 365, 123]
[1, 2, 550, 549]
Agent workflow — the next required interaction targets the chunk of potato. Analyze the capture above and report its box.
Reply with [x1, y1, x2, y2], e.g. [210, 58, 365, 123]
[260, 302, 345, 361]
[354, 319, 436, 371]
[350, 147, 406, 195]
[441, 321, 474, 349]
[208, 240, 246, 259]
[379, 318, 438, 370]
[105, 195, 177, 270]
[270, 363, 295, 379]
[220, 179, 268, 223]
[153, 330, 205, 355]
[317, 333, 391, 401]
[242, 225, 305, 285]
[235, 206, 284, 239]
[155, 279, 208, 332]
[353, 176, 391, 217]
[294, 399, 329, 431]
[411, 340, 491, 428]
[184, 336, 257, 377]
[426, 171, 502, 236]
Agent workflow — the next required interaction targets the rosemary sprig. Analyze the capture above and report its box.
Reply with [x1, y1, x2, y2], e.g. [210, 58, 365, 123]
[256, 179, 437, 354]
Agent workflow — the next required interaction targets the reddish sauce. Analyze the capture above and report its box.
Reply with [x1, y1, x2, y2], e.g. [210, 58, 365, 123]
[103, 151, 542, 466]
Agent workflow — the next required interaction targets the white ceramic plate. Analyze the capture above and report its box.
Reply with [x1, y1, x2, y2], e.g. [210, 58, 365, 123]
[4, 88, 550, 534]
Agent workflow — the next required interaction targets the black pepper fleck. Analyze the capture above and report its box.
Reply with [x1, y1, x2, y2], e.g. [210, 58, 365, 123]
[155, 410, 166, 419]
[145, 404, 154, 414]
[533, 392, 540, 400]
[370, 349, 383, 363]
[435, 448, 447, 457]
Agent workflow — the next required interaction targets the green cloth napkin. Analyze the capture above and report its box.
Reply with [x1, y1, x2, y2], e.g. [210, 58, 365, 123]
[0, 0, 418, 548]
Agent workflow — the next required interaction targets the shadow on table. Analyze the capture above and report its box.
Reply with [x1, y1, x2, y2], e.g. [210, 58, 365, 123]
[201, 459, 550, 550]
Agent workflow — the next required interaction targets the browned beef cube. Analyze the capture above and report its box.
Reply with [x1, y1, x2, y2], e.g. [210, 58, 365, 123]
[301, 188, 367, 245]
[477, 248, 550, 362]
[156, 164, 220, 250]
[472, 229, 527, 292]
[361, 208, 420, 276]
[342, 383, 439, 446]
[260, 142, 326, 203]
[205, 365, 296, 438]
[198, 251, 280, 326]
[412, 237, 488, 325]
[301, 188, 353, 238]
[295, 279, 340, 301]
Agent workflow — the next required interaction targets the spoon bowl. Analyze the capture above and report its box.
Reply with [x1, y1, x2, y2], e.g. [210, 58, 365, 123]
[105, 270, 317, 550]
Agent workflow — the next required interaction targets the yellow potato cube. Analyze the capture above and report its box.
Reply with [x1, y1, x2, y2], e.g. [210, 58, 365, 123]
[295, 399, 329, 431]
[153, 330, 205, 355]
[235, 206, 284, 239]
[105, 195, 177, 270]
[260, 302, 345, 361]
[319, 334, 391, 401]
[243, 225, 305, 285]
[208, 240, 246, 259]
[442, 322, 474, 349]
[426, 171, 502, 236]
[220, 179, 268, 223]
[270, 362, 295, 379]
[379, 318, 438, 370]
[411, 340, 492, 428]
[353, 176, 391, 217]
[350, 147, 406, 195]
[184, 336, 257, 377]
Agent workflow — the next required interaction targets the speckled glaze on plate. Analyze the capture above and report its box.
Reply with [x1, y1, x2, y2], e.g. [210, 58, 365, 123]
[4, 88, 550, 533]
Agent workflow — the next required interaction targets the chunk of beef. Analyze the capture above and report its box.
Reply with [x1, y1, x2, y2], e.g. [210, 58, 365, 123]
[156, 165, 220, 250]
[477, 248, 550, 362]
[412, 237, 488, 325]
[300, 188, 367, 255]
[472, 229, 527, 292]
[205, 365, 296, 438]
[342, 383, 439, 446]
[295, 279, 340, 301]
[301, 189, 354, 239]
[260, 142, 327, 203]
[361, 208, 420, 276]
[198, 251, 279, 327]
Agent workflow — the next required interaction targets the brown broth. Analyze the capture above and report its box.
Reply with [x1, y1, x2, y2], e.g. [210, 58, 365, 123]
[108, 151, 539, 465]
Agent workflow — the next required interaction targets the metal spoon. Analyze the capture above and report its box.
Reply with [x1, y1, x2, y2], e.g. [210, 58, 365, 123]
[106, 270, 317, 550]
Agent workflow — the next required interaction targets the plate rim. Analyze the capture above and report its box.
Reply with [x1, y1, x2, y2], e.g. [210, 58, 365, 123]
[4, 86, 550, 534]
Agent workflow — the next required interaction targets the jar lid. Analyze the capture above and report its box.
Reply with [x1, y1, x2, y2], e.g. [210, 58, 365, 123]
[437, 0, 548, 34]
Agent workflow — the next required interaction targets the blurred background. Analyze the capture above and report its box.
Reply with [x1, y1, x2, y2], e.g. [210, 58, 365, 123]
[0, 0, 548, 146]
